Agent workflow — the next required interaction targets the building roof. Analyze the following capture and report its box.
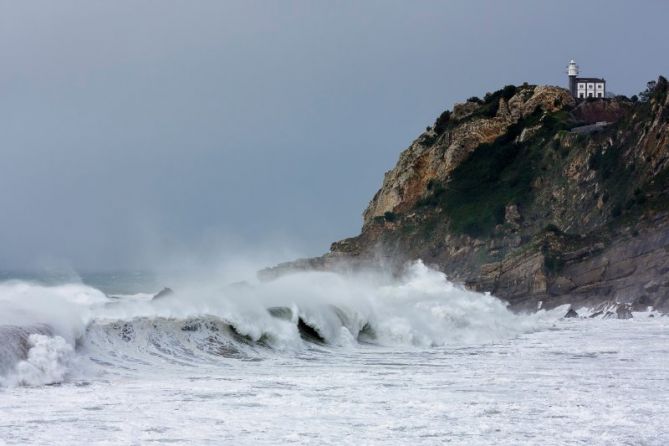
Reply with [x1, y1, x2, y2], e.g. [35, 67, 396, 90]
[575, 77, 606, 83]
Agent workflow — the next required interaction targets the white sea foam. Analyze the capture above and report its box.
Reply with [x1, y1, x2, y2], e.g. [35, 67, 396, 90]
[0, 281, 108, 344]
[7, 334, 74, 387]
[0, 264, 667, 444]
[89, 260, 555, 350]
[0, 261, 559, 387]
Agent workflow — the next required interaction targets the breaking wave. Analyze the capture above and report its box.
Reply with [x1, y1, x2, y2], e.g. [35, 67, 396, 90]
[1, 334, 75, 387]
[0, 261, 559, 387]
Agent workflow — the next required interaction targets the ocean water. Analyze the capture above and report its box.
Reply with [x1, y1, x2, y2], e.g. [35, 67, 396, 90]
[0, 262, 667, 445]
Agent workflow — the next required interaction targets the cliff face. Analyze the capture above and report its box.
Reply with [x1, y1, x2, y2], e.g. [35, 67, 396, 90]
[362, 85, 575, 226]
[263, 79, 669, 312]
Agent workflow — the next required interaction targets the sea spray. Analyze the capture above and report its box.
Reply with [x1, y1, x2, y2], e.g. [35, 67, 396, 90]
[0, 281, 108, 343]
[0, 261, 560, 386]
[11, 334, 74, 386]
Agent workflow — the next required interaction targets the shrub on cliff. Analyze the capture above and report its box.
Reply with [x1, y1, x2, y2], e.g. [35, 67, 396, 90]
[413, 110, 567, 238]
[417, 180, 446, 207]
[543, 223, 562, 234]
[639, 77, 667, 103]
[483, 85, 517, 102]
[383, 211, 398, 222]
[477, 85, 517, 118]
[434, 110, 452, 134]
[443, 143, 531, 237]
[501, 85, 517, 100]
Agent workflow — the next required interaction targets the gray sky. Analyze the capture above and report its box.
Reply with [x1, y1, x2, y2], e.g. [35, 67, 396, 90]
[1, 0, 668, 271]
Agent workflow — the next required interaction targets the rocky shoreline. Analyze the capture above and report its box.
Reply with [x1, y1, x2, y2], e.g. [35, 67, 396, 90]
[262, 78, 669, 314]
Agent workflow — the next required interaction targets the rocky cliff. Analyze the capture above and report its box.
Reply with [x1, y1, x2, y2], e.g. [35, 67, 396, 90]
[262, 78, 669, 312]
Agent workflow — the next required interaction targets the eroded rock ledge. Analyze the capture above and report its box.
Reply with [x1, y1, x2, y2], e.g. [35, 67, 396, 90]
[261, 79, 669, 312]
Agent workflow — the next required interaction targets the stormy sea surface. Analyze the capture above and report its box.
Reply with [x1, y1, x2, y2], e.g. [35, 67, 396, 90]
[0, 262, 667, 445]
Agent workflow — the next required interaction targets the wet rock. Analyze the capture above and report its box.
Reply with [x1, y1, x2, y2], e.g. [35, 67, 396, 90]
[153, 287, 174, 300]
[603, 311, 616, 319]
[564, 308, 579, 318]
[643, 281, 660, 293]
[549, 276, 577, 295]
[616, 304, 633, 320]
[654, 295, 669, 313]
[631, 295, 653, 312]
[589, 311, 603, 318]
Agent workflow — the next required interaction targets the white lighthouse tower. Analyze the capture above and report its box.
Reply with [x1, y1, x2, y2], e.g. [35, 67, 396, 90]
[566, 59, 606, 99]
[567, 59, 579, 97]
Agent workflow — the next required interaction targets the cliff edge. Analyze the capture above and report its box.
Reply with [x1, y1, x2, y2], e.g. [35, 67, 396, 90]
[262, 79, 669, 312]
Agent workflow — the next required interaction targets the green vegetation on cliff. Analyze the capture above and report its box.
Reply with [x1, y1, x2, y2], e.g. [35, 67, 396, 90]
[417, 109, 574, 237]
[322, 77, 669, 309]
[261, 78, 669, 311]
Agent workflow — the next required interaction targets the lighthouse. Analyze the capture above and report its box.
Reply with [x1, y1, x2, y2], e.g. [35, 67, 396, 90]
[566, 59, 606, 99]
[567, 60, 579, 97]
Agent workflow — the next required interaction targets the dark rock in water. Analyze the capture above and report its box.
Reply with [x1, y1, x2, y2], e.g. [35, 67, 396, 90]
[631, 295, 653, 312]
[649, 314, 655, 318]
[603, 311, 616, 319]
[589, 311, 603, 318]
[654, 294, 669, 313]
[616, 304, 633, 320]
[153, 287, 174, 300]
[564, 308, 579, 318]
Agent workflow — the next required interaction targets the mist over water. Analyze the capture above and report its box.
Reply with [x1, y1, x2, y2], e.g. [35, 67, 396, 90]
[0, 260, 552, 385]
[1, 261, 668, 445]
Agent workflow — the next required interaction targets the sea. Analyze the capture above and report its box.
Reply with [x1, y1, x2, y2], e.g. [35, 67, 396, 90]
[0, 261, 667, 445]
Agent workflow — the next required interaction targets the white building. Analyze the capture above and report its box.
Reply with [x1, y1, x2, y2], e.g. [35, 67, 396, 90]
[567, 60, 606, 99]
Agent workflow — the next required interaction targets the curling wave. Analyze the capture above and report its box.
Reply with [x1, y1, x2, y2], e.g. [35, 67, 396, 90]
[0, 261, 559, 386]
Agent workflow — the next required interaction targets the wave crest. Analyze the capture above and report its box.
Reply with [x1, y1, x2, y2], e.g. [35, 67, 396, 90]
[0, 261, 558, 385]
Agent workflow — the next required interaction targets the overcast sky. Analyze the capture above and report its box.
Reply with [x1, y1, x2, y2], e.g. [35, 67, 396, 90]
[1, 0, 668, 271]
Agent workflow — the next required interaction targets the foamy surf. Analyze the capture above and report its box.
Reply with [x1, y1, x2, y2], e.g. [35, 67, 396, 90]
[1, 334, 74, 387]
[0, 261, 558, 387]
[0, 264, 667, 446]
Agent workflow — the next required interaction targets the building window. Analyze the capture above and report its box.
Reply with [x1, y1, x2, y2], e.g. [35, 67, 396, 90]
[587, 92, 594, 97]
